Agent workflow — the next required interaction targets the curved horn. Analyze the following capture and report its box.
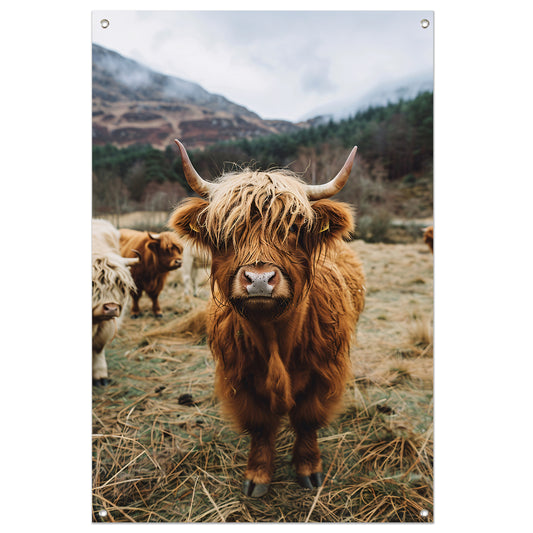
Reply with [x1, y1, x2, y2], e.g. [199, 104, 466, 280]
[131, 249, 142, 260]
[305, 146, 358, 200]
[123, 256, 139, 267]
[174, 139, 215, 197]
[147, 232, 160, 241]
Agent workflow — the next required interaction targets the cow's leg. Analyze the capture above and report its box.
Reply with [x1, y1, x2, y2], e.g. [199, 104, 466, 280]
[291, 425, 324, 488]
[191, 266, 198, 297]
[183, 272, 191, 298]
[230, 392, 280, 497]
[148, 291, 162, 317]
[242, 422, 279, 497]
[131, 290, 142, 318]
[289, 392, 333, 489]
[92, 349, 109, 386]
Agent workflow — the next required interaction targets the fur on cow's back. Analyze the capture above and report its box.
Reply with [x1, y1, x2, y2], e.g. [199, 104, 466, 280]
[182, 242, 210, 271]
[92, 218, 122, 256]
[118, 228, 143, 253]
[330, 240, 366, 318]
[119, 228, 148, 264]
[119, 228, 182, 257]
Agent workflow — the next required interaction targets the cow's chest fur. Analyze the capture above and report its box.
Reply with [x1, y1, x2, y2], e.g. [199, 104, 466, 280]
[209, 286, 354, 417]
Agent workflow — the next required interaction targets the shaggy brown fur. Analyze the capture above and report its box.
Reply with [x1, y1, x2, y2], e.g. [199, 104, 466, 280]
[119, 229, 183, 317]
[423, 226, 434, 253]
[144, 306, 208, 341]
[92, 219, 137, 385]
[168, 166, 365, 496]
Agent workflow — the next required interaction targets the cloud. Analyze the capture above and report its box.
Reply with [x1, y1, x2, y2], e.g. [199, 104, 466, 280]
[299, 54, 337, 94]
[92, 10, 433, 121]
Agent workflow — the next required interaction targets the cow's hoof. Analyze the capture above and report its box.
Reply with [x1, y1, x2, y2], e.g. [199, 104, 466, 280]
[310, 472, 324, 487]
[92, 378, 110, 387]
[297, 472, 324, 489]
[155, 313, 163, 318]
[131, 314, 140, 319]
[242, 479, 270, 497]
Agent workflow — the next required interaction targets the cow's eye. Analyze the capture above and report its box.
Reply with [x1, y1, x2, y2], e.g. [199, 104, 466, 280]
[289, 224, 299, 234]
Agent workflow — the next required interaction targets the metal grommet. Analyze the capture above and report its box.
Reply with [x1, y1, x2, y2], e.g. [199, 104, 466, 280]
[421, 19, 430, 29]
[100, 19, 110, 29]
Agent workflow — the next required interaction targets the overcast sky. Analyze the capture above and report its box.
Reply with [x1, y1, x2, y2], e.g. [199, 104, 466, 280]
[92, 10, 433, 122]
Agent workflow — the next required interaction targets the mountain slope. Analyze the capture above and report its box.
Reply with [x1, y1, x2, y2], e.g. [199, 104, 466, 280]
[301, 71, 434, 122]
[92, 44, 301, 149]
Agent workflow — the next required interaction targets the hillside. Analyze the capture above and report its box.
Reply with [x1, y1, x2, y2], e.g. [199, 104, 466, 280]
[302, 71, 433, 122]
[93, 92, 433, 237]
[92, 44, 303, 149]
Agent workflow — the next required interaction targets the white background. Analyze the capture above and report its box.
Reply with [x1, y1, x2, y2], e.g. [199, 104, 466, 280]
[2, 1, 532, 531]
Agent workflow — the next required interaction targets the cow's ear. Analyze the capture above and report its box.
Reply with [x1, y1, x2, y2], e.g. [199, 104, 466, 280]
[310, 199, 355, 242]
[168, 197, 210, 248]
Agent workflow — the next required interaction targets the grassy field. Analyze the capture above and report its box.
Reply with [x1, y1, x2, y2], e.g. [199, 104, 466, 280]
[92, 239, 433, 523]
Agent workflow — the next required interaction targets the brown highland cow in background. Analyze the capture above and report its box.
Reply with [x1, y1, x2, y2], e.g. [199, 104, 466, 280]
[169, 140, 365, 497]
[423, 225, 434, 253]
[119, 229, 183, 318]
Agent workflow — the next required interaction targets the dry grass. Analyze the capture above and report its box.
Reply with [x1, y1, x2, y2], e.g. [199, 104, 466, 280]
[98, 211, 169, 230]
[92, 240, 433, 523]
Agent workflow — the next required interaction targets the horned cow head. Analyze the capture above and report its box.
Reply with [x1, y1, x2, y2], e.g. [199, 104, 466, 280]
[142, 231, 183, 271]
[168, 140, 358, 319]
[92, 255, 138, 321]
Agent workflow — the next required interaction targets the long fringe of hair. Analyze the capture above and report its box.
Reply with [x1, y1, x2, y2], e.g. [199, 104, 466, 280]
[202, 169, 316, 251]
[92, 254, 137, 308]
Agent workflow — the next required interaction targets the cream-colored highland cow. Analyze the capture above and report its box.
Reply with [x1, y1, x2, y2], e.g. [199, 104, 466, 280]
[181, 242, 210, 299]
[92, 219, 138, 386]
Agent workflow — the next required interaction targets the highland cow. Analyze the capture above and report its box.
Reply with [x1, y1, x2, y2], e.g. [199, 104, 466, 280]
[423, 225, 434, 253]
[92, 219, 138, 386]
[181, 243, 210, 298]
[169, 140, 365, 497]
[119, 229, 183, 317]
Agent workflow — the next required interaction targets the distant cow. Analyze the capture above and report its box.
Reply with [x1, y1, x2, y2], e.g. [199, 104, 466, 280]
[181, 243, 210, 298]
[423, 225, 433, 253]
[119, 229, 183, 317]
[169, 140, 365, 497]
[92, 219, 138, 386]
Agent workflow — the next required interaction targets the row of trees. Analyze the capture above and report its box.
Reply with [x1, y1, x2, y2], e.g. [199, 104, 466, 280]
[196, 90, 433, 182]
[93, 92, 433, 225]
